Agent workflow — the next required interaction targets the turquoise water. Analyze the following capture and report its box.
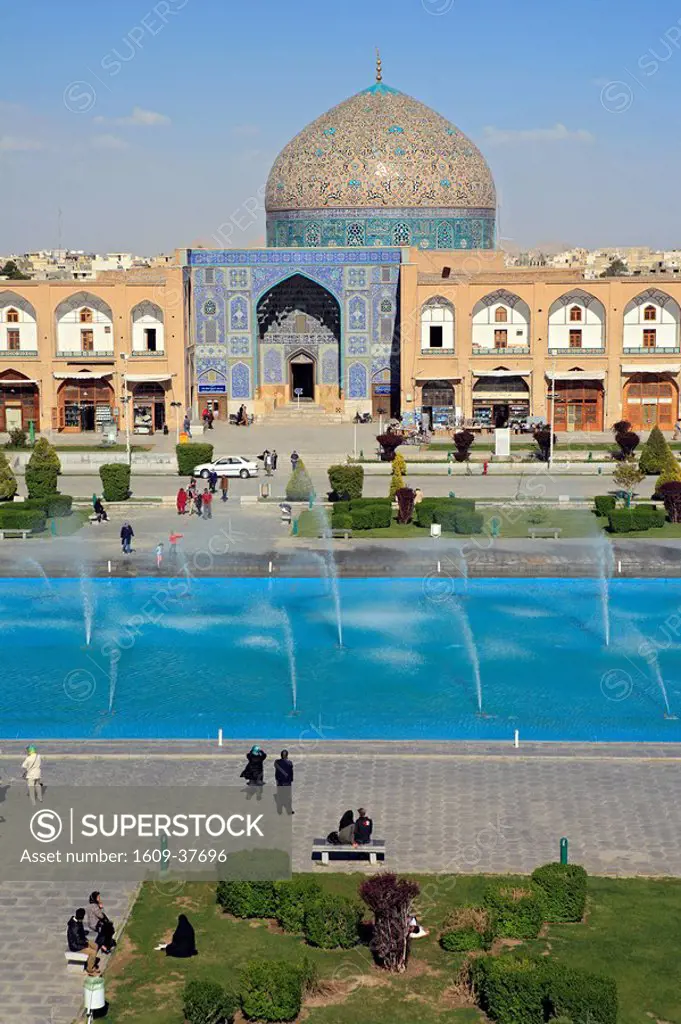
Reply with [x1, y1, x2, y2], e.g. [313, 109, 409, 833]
[2, 577, 680, 742]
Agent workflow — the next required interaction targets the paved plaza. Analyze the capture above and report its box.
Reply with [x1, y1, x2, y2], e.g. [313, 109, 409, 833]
[0, 740, 679, 1023]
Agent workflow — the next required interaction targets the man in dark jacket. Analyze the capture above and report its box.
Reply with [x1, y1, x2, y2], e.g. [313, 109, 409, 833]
[67, 907, 99, 975]
[273, 749, 294, 815]
[354, 808, 373, 845]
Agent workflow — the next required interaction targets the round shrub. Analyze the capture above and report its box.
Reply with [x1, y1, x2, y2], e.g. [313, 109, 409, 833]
[240, 959, 306, 1023]
[216, 880, 278, 919]
[275, 877, 322, 934]
[25, 437, 60, 498]
[183, 978, 237, 1024]
[483, 881, 543, 940]
[99, 462, 131, 501]
[440, 905, 494, 952]
[594, 495, 616, 517]
[531, 862, 587, 923]
[176, 442, 214, 476]
[441, 927, 486, 952]
[303, 893, 362, 949]
[328, 464, 364, 500]
[0, 451, 17, 500]
[22, 495, 73, 517]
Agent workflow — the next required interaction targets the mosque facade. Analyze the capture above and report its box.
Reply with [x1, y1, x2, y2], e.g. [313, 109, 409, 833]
[181, 63, 681, 432]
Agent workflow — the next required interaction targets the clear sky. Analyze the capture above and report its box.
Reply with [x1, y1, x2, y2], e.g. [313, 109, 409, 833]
[2, 0, 681, 254]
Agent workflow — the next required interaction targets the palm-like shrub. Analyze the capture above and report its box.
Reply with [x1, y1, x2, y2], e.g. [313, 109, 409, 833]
[360, 873, 420, 973]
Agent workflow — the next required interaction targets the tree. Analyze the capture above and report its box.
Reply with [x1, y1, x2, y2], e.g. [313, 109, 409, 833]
[395, 487, 415, 524]
[639, 426, 672, 474]
[285, 459, 314, 501]
[613, 461, 644, 506]
[0, 260, 30, 280]
[599, 257, 628, 277]
[389, 452, 406, 498]
[0, 450, 17, 500]
[658, 481, 681, 523]
[614, 430, 640, 460]
[453, 429, 475, 463]
[533, 427, 555, 462]
[359, 873, 420, 973]
[655, 455, 681, 494]
[25, 437, 60, 498]
[376, 431, 406, 462]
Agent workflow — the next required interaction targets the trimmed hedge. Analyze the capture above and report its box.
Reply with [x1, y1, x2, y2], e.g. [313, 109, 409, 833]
[216, 880, 278, 919]
[286, 460, 315, 501]
[330, 512, 353, 531]
[415, 497, 476, 529]
[21, 495, 73, 517]
[99, 462, 131, 501]
[454, 511, 484, 535]
[472, 956, 617, 1024]
[275, 877, 322, 935]
[351, 504, 392, 530]
[594, 495, 616, 517]
[440, 905, 495, 952]
[328, 464, 364, 500]
[183, 978, 237, 1024]
[348, 497, 392, 508]
[303, 893, 362, 949]
[0, 508, 46, 532]
[531, 862, 587, 922]
[441, 927, 487, 952]
[608, 507, 666, 533]
[483, 882, 543, 940]
[176, 442, 214, 476]
[240, 959, 305, 1022]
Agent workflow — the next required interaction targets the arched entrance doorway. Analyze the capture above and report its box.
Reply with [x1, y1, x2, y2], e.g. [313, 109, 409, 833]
[623, 373, 678, 430]
[257, 274, 341, 407]
[472, 371, 530, 427]
[56, 376, 115, 432]
[420, 379, 456, 430]
[0, 370, 39, 432]
[131, 382, 166, 434]
[547, 375, 604, 431]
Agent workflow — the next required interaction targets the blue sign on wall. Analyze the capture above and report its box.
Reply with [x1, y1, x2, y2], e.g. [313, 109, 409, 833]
[198, 384, 226, 394]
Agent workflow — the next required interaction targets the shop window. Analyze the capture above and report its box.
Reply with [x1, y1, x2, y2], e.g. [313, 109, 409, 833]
[80, 308, 93, 324]
[6, 309, 18, 324]
[81, 329, 94, 352]
[644, 304, 657, 321]
[494, 330, 507, 349]
[495, 306, 508, 322]
[569, 329, 582, 349]
[7, 330, 19, 351]
[643, 328, 656, 349]
[569, 306, 582, 322]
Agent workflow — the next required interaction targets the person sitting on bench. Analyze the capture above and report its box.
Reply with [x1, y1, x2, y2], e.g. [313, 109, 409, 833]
[337, 809, 355, 845]
[67, 907, 99, 975]
[86, 891, 115, 954]
[354, 808, 373, 845]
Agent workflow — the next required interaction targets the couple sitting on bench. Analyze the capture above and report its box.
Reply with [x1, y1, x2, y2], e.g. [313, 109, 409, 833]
[66, 891, 116, 975]
[328, 808, 373, 847]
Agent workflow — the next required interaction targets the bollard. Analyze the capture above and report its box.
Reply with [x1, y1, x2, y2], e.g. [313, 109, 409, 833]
[437, 560, 441, 574]
[107, 560, 112, 574]
[218, 728, 223, 747]
[292, 518, 299, 536]
[514, 729, 519, 748]
[268, 561, 273, 574]
[560, 836, 569, 864]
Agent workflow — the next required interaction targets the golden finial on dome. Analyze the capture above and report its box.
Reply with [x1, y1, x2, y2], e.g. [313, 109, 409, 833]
[376, 49, 382, 82]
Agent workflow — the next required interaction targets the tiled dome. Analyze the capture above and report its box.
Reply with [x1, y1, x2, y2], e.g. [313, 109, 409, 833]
[265, 81, 496, 214]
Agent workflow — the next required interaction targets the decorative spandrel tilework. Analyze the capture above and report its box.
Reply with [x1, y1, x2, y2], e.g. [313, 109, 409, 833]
[197, 355, 228, 378]
[230, 361, 251, 399]
[229, 337, 250, 356]
[252, 265, 343, 303]
[348, 335, 368, 356]
[347, 267, 367, 287]
[372, 366, 391, 384]
[229, 269, 249, 289]
[348, 362, 368, 399]
[229, 295, 249, 331]
[197, 366, 227, 390]
[263, 347, 284, 385]
[348, 295, 367, 331]
[265, 81, 495, 214]
[321, 348, 339, 385]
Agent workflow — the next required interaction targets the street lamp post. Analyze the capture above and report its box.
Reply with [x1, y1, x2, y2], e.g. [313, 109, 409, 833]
[548, 358, 557, 469]
[170, 401, 182, 443]
[120, 354, 131, 466]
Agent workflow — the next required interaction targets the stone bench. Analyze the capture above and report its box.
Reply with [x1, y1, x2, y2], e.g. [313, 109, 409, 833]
[64, 949, 89, 971]
[0, 529, 30, 540]
[527, 526, 562, 540]
[311, 837, 385, 865]
[331, 528, 352, 540]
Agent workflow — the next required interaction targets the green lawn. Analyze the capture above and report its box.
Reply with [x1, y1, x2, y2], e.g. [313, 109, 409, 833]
[31, 510, 90, 538]
[104, 874, 681, 1024]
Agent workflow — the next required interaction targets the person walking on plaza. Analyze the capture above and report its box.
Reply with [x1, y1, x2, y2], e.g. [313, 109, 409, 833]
[183, 413, 192, 438]
[169, 531, 183, 563]
[194, 490, 203, 517]
[208, 469, 218, 494]
[120, 521, 134, 554]
[290, 449, 299, 472]
[274, 749, 294, 815]
[240, 745, 267, 800]
[187, 481, 197, 514]
[207, 408, 214, 430]
[271, 449, 278, 471]
[156, 542, 164, 569]
[202, 487, 213, 519]
[176, 487, 187, 515]
[264, 451, 273, 477]
[220, 474, 229, 502]
[21, 744, 42, 805]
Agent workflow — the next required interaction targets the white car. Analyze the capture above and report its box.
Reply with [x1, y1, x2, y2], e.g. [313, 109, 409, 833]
[193, 456, 259, 479]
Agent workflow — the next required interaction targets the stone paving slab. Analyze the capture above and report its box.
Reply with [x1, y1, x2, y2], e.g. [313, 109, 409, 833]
[0, 743, 679, 1022]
